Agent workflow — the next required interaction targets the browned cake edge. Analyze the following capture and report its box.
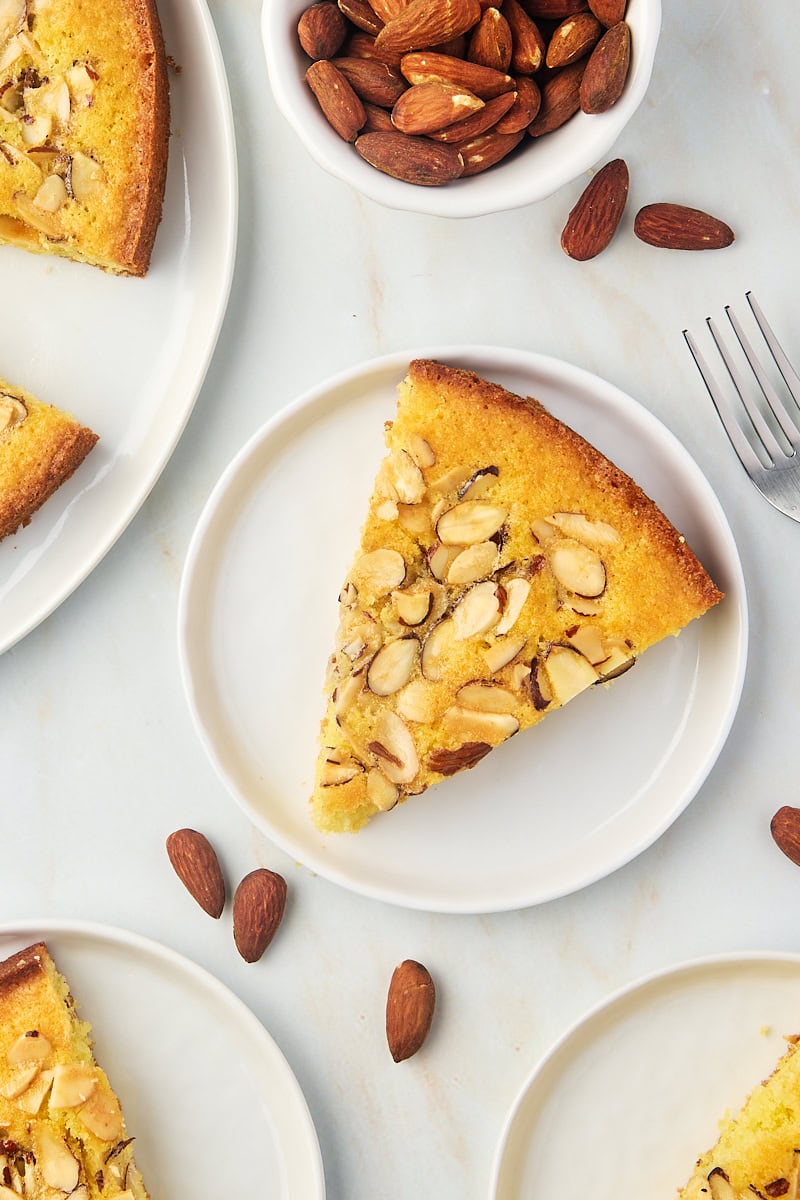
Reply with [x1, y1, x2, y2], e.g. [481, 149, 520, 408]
[0, 941, 50, 993]
[0, 419, 99, 542]
[407, 359, 724, 613]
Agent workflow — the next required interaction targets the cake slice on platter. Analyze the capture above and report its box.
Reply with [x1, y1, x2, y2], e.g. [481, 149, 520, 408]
[0, 0, 169, 275]
[0, 941, 149, 1199]
[312, 359, 723, 834]
[0, 378, 97, 541]
[677, 1036, 800, 1200]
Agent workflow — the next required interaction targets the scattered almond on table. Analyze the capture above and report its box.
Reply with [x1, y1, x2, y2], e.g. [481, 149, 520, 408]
[233, 868, 289, 963]
[166, 828, 227, 918]
[770, 807, 800, 867]
[386, 959, 436, 1062]
[633, 202, 736, 250]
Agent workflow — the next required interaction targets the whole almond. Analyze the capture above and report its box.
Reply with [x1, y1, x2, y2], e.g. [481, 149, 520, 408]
[306, 59, 366, 140]
[588, 0, 626, 27]
[633, 203, 735, 250]
[366, 0, 408, 21]
[386, 960, 436, 1062]
[166, 829, 226, 919]
[355, 130, 465, 183]
[453, 125, 524, 174]
[502, 0, 546, 75]
[468, 7, 513, 72]
[298, 2, 348, 60]
[546, 11, 602, 67]
[338, 0, 384, 35]
[429, 88, 516, 141]
[392, 80, 483, 134]
[232, 868, 288, 963]
[333, 55, 408, 104]
[375, 0, 482, 58]
[495, 75, 541, 132]
[523, 0, 589, 16]
[579, 19, 630, 113]
[362, 100, 396, 131]
[771, 807, 800, 866]
[561, 157, 629, 259]
[528, 58, 584, 135]
[401, 51, 515, 99]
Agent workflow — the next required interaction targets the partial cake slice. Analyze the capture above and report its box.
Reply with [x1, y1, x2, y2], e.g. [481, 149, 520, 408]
[0, 0, 169, 275]
[311, 359, 723, 833]
[677, 1037, 800, 1200]
[0, 941, 149, 1199]
[0, 378, 97, 541]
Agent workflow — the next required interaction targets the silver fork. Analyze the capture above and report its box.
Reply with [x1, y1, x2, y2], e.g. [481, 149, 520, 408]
[683, 292, 800, 522]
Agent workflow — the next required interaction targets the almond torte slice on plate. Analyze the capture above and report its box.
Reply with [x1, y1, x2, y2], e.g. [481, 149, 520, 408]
[311, 359, 723, 833]
[677, 1036, 800, 1200]
[0, 0, 169, 275]
[0, 941, 149, 1199]
[0, 377, 97, 541]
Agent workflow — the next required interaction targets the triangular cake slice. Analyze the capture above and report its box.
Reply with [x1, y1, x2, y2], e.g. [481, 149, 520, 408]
[677, 1037, 800, 1200]
[0, 941, 149, 1198]
[312, 359, 723, 833]
[0, 0, 169, 275]
[0, 377, 97, 541]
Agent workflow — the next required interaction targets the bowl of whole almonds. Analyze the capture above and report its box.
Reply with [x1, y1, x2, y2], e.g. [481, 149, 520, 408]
[263, 0, 661, 217]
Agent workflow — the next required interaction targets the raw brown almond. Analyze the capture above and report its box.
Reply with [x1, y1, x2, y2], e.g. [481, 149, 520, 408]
[588, 0, 626, 27]
[392, 80, 483, 133]
[232, 868, 288, 963]
[428, 741, 492, 774]
[431, 33, 468, 57]
[343, 30, 398, 62]
[298, 2, 348, 59]
[503, 0, 546, 75]
[579, 19, 630, 113]
[166, 829, 226, 919]
[633, 203, 735, 250]
[467, 7, 513, 72]
[561, 156, 628, 259]
[528, 58, 584, 135]
[401, 50, 515, 99]
[494, 75, 540, 131]
[306, 59, 366, 140]
[546, 11, 601, 67]
[356, 130, 465, 182]
[429, 88, 516, 140]
[366, 0, 408, 21]
[523, 0, 588, 16]
[333, 55, 408, 104]
[375, 0, 482, 58]
[386, 959, 436, 1061]
[771, 807, 800, 866]
[453, 126, 524, 174]
[338, 0, 384, 35]
[362, 100, 396, 131]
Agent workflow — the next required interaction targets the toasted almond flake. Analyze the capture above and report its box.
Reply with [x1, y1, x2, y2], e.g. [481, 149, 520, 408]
[33, 172, 67, 212]
[437, 500, 507, 545]
[547, 511, 619, 545]
[7, 1030, 52, 1065]
[369, 710, 419, 784]
[544, 644, 599, 704]
[441, 704, 519, 741]
[452, 580, 501, 640]
[456, 681, 518, 713]
[350, 548, 406, 597]
[405, 433, 436, 468]
[427, 541, 460, 582]
[70, 150, 105, 202]
[49, 1063, 97, 1109]
[396, 678, 436, 723]
[459, 465, 499, 500]
[549, 541, 606, 597]
[421, 618, 454, 680]
[446, 540, 498, 585]
[429, 464, 473, 494]
[367, 636, 419, 695]
[482, 635, 526, 673]
[366, 769, 399, 811]
[393, 587, 432, 626]
[375, 498, 399, 520]
[566, 624, 607, 664]
[37, 1128, 79, 1192]
[319, 755, 363, 786]
[494, 577, 530, 634]
[0, 1063, 40, 1098]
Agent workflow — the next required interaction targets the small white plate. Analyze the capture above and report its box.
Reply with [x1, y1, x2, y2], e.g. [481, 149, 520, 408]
[178, 347, 747, 914]
[491, 952, 800, 1200]
[0, 920, 325, 1199]
[0, 0, 237, 654]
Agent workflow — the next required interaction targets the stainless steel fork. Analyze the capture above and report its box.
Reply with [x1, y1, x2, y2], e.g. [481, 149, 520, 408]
[683, 292, 800, 522]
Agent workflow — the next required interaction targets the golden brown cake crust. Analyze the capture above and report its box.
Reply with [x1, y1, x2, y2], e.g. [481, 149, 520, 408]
[0, 940, 49, 992]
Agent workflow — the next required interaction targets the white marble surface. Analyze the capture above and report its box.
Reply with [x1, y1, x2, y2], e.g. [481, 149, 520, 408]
[3, 1, 800, 1197]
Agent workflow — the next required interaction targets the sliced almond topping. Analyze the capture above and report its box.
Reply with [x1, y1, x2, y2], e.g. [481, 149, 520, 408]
[549, 541, 606, 598]
[78, 1085, 123, 1141]
[319, 754, 363, 786]
[367, 636, 419, 695]
[428, 464, 472, 494]
[368, 710, 419, 784]
[374, 498, 399, 521]
[366, 769, 399, 812]
[33, 172, 67, 212]
[13, 189, 62, 235]
[494, 577, 530, 634]
[65, 64, 97, 107]
[26, 76, 70, 125]
[421, 617, 454, 680]
[20, 113, 52, 146]
[0, 393, 27, 434]
[14, 1067, 53, 1114]
[482, 634, 526, 673]
[396, 503, 431, 536]
[452, 580, 501, 640]
[509, 661, 532, 692]
[377, 448, 426, 504]
[393, 587, 432, 626]
[441, 704, 519, 741]
[7, 1030, 52, 1065]
[707, 1170, 737, 1200]
[529, 658, 552, 709]
[456, 681, 517, 713]
[427, 541, 461, 582]
[395, 678, 436, 723]
[436, 500, 508, 545]
[0, 33, 23, 70]
[566, 624, 607, 664]
[531, 517, 557, 542]
[446, 540, 498, 585]
[405, 433, 436, 468]
[49, 1062, 97, 1109]
[0, 1063, 40, 1099]
[544, 644, 599, 705]
[546, 511, 619, 545]
[37, 1128, 79, 1192]
[0, 0, 25, 47]
[459, 465, 499, 500]
[597, 637, 636, 679]
[427, 742, 492, 776]
[350, 548, 406, 597]
[565, 594, 602, 616]
[339, 580, 358, 607]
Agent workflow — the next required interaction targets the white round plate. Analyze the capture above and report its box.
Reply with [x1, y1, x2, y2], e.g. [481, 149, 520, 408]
[0, 920, 325, 1199]
[178, 346, 747, 914]
[491, 952, 800, 1200]
[0, 0, 237, 654]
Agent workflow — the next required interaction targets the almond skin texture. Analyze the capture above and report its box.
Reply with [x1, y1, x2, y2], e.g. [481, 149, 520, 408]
[524, 0, 589, 16]
[579, 19, 630, 113]
[298, 2, 348, 59]
[392, 81, 483, 134]
[333, 56, 408, 105]
[495, 76, 541, 132]
[633, 203, 735, 250]
[771, 807, 800, 866]
[502, 0, 546, 75]
[401, 51, 515, 99]
[232, 869, 288, 963]
[355, 129, 465, 183]
[428, 88, 516, 141]
[528, 58, 584, 135]
[546, 11, 602, 68]
[561, 157, 629, 259]
[375, 0, 482, 58]
[468, 7, 513, 72]
[588, 0, 626, 27]
[386, 960, 436, 1061]
[166, 829, 226, 919]
[338, 0, 384, 36]
[453, 126, 525, 174]
[306, 59, 366, 140]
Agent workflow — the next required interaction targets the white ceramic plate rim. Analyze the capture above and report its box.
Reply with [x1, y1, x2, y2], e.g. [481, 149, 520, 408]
[0, 0, 238, 655]
[177, 345, 747, 914]
[0, 917, 326, 1199]
[261, 0, 662, 218]
[489, 949, 800, 1200]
